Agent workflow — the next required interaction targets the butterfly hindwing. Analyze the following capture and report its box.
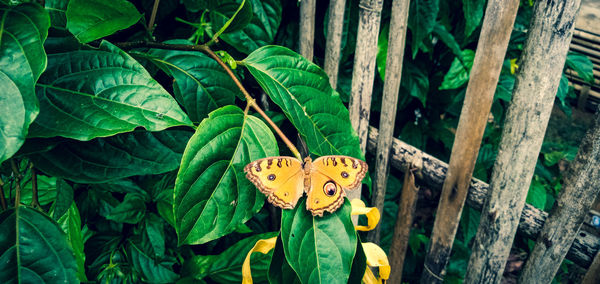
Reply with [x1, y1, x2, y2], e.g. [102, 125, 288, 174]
[312, 155, 368, 189]
[306, 170, 346, 217]
[244, 157, 304, 209]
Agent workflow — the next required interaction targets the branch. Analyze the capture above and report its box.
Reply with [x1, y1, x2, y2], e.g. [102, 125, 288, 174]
[114, 41, 302, 160]
[30, 163, 40, 209]
[0, 177, 7, 210]
[10, 160, 22, 207]
[147, 0, 161, 33]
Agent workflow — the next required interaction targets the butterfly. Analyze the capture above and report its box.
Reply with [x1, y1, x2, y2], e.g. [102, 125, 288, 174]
[244, 155, 367, 216]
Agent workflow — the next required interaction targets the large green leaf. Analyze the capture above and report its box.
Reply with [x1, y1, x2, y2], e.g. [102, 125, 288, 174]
[183, 232, 278, 282]
[281, 198, 357, 284]
[45, 0, 68, 30]
[145, 41, 242, 122]
[439, 49, 475, 90]
[408, 0, 439, 58]
[0, 4, 49, 164]
[210, 0, 253, 38]
[0, 206, 78, 283]
[433, 23, 463, 63]
[128, 240, 179, 283]
[4, 175, 57, 206]
[29, 129, 192, 183]
[174, 105, 278, 245]
[565, 52, 595, 84]
[243, 46, 363, 159]
[66, 0, 141, 43]
[106, 193, 147, 224]
[462, 0, 485, 37]
[29, 41, 192, 140]
[56, 202, 87, 281]
[268, 235, 301, 283]
[220, 0, 282, 54]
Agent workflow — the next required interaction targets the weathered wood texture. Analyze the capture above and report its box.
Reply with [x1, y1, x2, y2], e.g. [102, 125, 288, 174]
[323, 0, 347, 88]
[348, 0, 383, 151]
[347, 0, 383, 201]
[388, 167, 419, 283]
[366, 127, 600, 269]
[465, 1, 582, 282]
[420, 0, 520, 282]
[367, 0, 410, 244]
[299, 0, 315, 61]
[582, 248, 600, 284]
[520, 110, 600, 283]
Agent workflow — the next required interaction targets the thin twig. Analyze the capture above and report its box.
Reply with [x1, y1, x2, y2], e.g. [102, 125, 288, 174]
[10, 160, 22, 207]
[114, 41, 302, 160]
[147, 0, 161, 33]
[0, 177, 7, 210]
[30, 163, 40, 209]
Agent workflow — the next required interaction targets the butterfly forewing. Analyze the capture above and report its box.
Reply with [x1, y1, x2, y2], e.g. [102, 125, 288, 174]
[244, 157, 304, 209]
[312, 155, 368, 189]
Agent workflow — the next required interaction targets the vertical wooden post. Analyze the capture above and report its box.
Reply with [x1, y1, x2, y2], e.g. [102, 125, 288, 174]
[324, 0, 347, 88]
[388, 167, 419, 283]
[347, 0, 383, 201]
[367, 0, 410, 243]
[519, 110, 599, 283]
[465, 1, 581, 283]
[420, 0, 519, 282]
[582, 250, 600, 284]
[299, 0, 315, 61]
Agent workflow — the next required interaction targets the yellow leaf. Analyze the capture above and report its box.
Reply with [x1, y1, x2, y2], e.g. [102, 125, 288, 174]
[242, 236, 277, 284]
[510, 58, 519, 74]
[362, 242, 391, 282]
[350, 199, 381, 231]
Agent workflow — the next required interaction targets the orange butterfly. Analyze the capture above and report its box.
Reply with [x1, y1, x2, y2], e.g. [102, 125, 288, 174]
[244, 156, 367, 216]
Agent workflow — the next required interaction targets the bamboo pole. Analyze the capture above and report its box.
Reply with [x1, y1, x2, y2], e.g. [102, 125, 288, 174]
[420, 1, 520, 282]
[323, 0, 347, 88]
[465, 1, 582, 282]
[388, 167, 419, 283]
[299, 0, 316, 61]
[366, 127, 600, 268]
[347, 0, 383, 201]
[519, 110, 600, 283]
[367, 0, 410, 243]
[582, 251, 600, 284]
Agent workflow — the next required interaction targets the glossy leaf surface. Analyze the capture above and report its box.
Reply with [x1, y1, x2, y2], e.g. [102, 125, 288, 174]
[244, 46, 363, 159]
[66, 0, 141, 43]
[281, 198, 357, 284]
[29, 129, 192, 183]
[30, 41, 192, 140]
[0, 206, 78, 283]
[56, 202, 87, 281]
[146, 42, 241, 122]
[0, 4, 49, 164]
[174, 106, 278, 245]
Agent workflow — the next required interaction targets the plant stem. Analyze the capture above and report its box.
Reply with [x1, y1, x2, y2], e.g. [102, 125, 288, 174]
[0, 177, 7, 210]
[10, 160, 21, 207]
[30, 163, 40, 209]
[114, 41, 302, 160]
[148, 0, 161, 32]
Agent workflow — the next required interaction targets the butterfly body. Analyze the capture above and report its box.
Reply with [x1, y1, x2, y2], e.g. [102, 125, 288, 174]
[244, 155, 367, 216]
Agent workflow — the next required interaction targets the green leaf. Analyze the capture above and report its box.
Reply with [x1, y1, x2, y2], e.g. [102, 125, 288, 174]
[460, 206, 480, 245]
[29, 41, 192, 140]
[29, 129, 192, 183]
[433, 23, 463, 62]
[0, 4, 50, 164]
[52, 178, 74, 220]
[462, 0, 485, 37]
[526, 177, 547, 210]
[281, 198, 357, 284]
[0, 206, 78, 283]
[210, 0, 253, 39]
[243, 46, 363, 159]
[174, 105, 278, 245]
[155, 188, 175, 227]
[268, 235, 301, 284]
[45, 0, 68, 30]
[348, 236, 367, 283]
[565, 52, 594, 84]
[145, 41, 242, 122]
[56, 202, 87, 281]
[66, 0, 141, 43]
[400, 61, 430, 107]
[219, 0, 282, 54]
[106, 193, 146, 224]
[439, 49, 475, 90]
[184, 232, 278, 282]
[408, 0, 439, 58]
[128, 240, 179, 283]
[555, 74, 571, 116]
[5, 175, 58, 206]
[495, 73, 515, 102]
[143, 213, 166, 259]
